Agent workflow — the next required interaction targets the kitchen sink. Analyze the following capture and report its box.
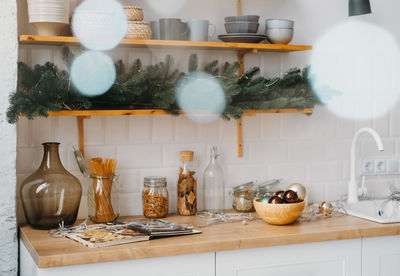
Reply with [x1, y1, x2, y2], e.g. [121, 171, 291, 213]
[342, 199, 400, 223]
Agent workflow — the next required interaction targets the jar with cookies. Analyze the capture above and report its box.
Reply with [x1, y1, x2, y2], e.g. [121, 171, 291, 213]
[142, 176, 169, 218]
[177, 151, 197, 216]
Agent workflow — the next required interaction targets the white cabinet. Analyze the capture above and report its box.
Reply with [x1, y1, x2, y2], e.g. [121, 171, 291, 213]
[216, 239, 362, 276]
[20, 241, 215, 276]
[362, 235, 400, 276]
[22, 236, 400, 276]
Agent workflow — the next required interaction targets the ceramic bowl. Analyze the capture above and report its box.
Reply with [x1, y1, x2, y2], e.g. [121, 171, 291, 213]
[224, 15, 259, 22]
[265, 19, 294, 29]
[265, 28, 293, 44]
[224, 22, 259, 34]
[254, 199, 305, 225]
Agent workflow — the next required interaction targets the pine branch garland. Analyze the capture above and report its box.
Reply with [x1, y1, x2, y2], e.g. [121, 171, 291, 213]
[7, 50, 329, 124]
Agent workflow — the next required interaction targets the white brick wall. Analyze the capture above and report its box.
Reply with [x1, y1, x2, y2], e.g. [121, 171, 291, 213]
[15, 0, 400, 222]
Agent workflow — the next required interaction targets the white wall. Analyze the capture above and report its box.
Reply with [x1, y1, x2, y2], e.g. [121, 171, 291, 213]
[0, 0, 18, 275]
[15, 0, 400, 221]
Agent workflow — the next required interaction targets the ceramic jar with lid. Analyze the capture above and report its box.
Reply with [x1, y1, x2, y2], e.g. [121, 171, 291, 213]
[142, 176, 169, 218]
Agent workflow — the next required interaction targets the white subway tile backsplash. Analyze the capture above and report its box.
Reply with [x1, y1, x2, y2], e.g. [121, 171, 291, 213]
[307, 161, 342, 182]
[268, 163, 306, 183]
[119, 192, 142, 216]
[129, 116, 152, 143]
[118, 169, 141, 193]
[226, 165, 267, 187]
[243, 116, 261, 142]
[85, 116, 105, 145]
[55, 117, 78, 147]
[175, 116, 199, 143]
[152, 115, 175, 142]
[288, 141, 328, 162]
[260, 114, 281, 140]
[117, 144, 163, 169]
[104, 116, 129, 145]
[198, 119, 221, 142]
[16, 45, 400, 220]
[250, 142, 287, 163]
[31, 117, 54, 145]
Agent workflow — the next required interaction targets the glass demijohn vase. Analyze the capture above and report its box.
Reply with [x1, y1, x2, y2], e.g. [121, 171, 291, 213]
[20, 142, 82, 229]
[203, 147, 225, 211]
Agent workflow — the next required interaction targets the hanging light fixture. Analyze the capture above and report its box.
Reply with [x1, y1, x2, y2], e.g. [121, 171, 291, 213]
[349, 0, 371, 16]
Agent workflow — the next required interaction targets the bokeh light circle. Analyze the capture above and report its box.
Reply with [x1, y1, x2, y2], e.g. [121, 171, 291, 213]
[71, 51, 116, 96]
[176, 71, 226, 124]
[72, 0, 127, 51]
[310, 20, 400, 120]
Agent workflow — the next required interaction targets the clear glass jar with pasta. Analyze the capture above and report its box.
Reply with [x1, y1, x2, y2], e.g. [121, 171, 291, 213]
[142, 176, 169, 218]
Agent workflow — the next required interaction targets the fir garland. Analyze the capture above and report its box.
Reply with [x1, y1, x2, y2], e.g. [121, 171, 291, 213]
[7, 48, 322, 124]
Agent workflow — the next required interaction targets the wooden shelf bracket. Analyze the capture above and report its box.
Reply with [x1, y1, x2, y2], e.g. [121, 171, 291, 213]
[77, 116, 90, 157]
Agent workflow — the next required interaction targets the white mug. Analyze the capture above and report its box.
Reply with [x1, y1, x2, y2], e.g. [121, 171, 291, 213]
[187, 20, 216, 41]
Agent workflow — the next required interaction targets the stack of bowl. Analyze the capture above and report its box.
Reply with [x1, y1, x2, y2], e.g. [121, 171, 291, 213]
[124, 6, 152, 39]
[265, 19, 294, 45]
[218, 15, 266, 43]
[27, 0, 70, 36]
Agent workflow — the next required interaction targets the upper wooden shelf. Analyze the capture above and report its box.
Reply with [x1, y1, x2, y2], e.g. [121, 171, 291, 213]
[19, 35, 312, 53]
[43, 108, 313, 117]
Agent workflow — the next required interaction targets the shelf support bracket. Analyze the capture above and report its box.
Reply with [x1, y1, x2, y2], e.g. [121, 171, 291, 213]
[77, 116, 90, 157]
[236, 0, 242, 16]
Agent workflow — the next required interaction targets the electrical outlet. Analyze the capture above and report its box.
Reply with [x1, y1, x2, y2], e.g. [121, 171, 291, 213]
[387, 159, 399, 173]
[375, 160, 387, 174]
[362, 160, 375, 174]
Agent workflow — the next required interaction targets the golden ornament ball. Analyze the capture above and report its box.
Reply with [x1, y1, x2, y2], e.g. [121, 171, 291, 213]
[286, 183, 306, 201]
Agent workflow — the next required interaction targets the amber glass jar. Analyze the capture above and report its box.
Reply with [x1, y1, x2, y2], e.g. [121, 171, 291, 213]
[142, 176, 169, 218]
[20, 143, 82, 229]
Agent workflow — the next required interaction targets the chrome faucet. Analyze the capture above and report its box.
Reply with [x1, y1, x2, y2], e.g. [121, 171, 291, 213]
[347, 128, 384, 204]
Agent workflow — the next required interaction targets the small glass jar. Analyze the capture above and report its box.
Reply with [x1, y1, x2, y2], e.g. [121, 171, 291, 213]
[142, 176, 169, 218]
[88, 175, 119, 223]
[232, 182, 255, 212]
[255, 179, 280, 200]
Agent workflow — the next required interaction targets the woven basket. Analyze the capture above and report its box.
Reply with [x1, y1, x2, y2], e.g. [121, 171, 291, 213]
[124, 6, 144, 21]
[126, 21, 152, 39]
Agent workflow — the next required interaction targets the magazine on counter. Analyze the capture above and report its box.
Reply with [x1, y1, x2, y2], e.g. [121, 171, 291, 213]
[64, 220, 200, 248]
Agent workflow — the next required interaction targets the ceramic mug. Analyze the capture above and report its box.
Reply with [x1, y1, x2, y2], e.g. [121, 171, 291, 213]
[187, 20, 216, 41]
[159, 18, 188, 40]
[150, 21, 160, 39]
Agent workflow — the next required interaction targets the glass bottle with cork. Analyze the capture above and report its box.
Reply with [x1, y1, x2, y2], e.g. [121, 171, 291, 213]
[203, 146, 225, 212]
[177, 151, 197, 215]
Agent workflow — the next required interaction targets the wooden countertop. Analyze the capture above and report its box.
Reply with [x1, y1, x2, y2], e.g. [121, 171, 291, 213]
[20, 214, 400, 268]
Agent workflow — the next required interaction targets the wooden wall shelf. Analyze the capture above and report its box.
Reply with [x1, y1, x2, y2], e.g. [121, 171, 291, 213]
[45, 109, 312, 117]
[19, 35, 312, 53]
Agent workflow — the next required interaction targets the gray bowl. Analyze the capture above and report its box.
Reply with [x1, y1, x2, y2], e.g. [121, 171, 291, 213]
[265, 19, 294, 29]
[225, 15, 259, 22]
[265, 28, 293, 44]
[225, 22, 259, 34]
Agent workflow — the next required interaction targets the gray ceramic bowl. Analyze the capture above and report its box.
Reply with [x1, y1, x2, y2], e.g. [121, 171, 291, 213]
[225, 22, 259, 34]
[265, 28, 293, 44]
[225, 15, 259, 22]
[265, 19, 294, 29]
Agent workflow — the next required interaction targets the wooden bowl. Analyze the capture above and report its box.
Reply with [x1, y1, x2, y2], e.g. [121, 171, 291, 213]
[254, 199, 305, 225]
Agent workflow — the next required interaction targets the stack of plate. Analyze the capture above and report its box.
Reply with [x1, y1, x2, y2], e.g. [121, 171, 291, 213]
[218, 15, 266, 43]
[27, 0, 69, 36]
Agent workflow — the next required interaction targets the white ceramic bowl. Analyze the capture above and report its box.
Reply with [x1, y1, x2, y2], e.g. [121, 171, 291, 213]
[265, 19, 294, 29]
[265, 28, 293, 44]
[28, 0, 69, 23]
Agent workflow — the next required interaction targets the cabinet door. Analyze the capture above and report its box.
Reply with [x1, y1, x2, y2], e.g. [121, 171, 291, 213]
[20, 241, 215, 276]
[362, 235, 400, 276]
[216, 239, 361, 276]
